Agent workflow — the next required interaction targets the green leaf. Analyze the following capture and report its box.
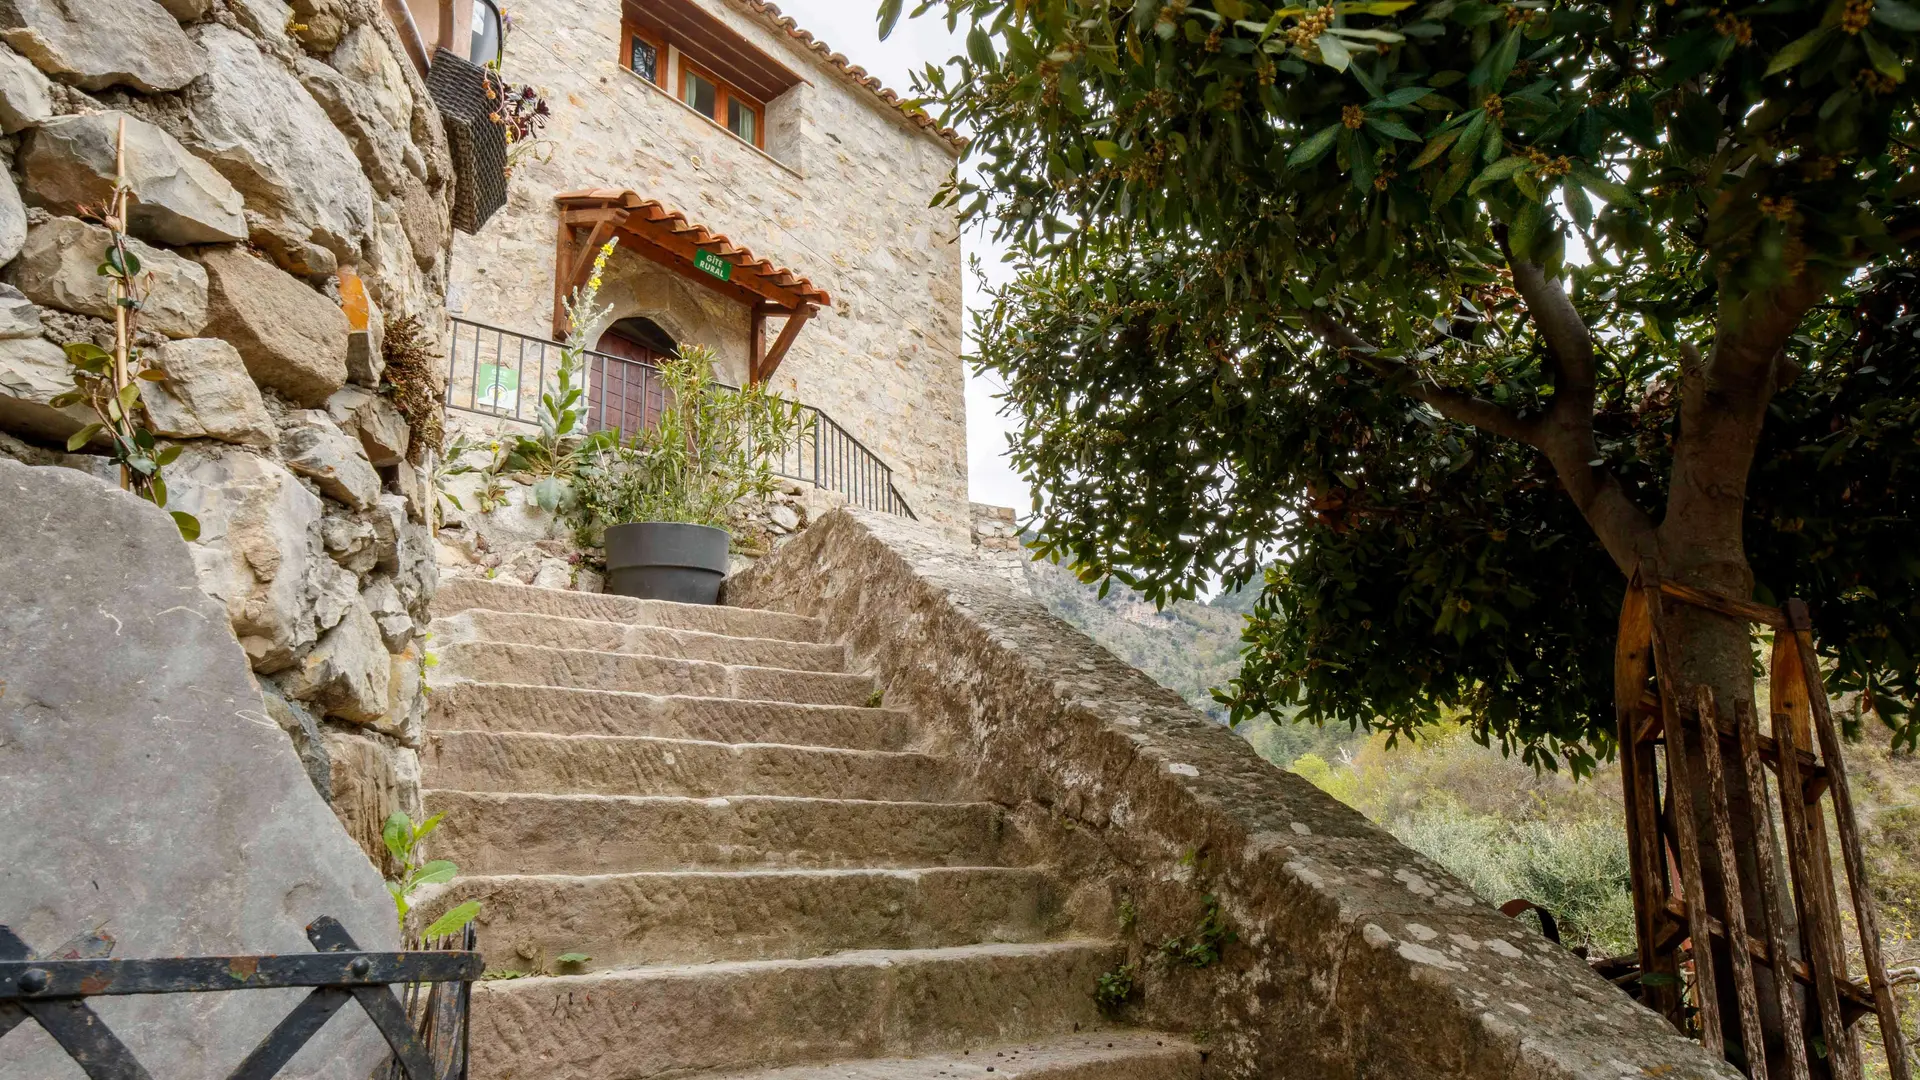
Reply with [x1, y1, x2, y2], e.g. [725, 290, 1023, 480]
[413, 812, 446, 843]
[1315, 32, 1352, 72]
[1325, 27, 1404, 43]
[1470, 155, 1531, 193]
[382, 812, 414, 865]
[1092, 140, 1121, 160]
[554, 952, 591, 965]
[66, 424, 104, 451]
[1410, 127, 1461, 169]
[1287, 123, 1342, 167]
[1766, 27, 1834, 77]
[1860, 33, 1905, 81]
[412, 860, 459, 887]
[422, 901, 481, 940]
[154, 444, 183, 467]
[1872, 0, 1920, 31]
[170, 511, 200, 542]
[1371, 85, 1434, 110]
[876, 0, 903, 40]
[1365, 116, 1419, 141]
[967, 25, 996, 68]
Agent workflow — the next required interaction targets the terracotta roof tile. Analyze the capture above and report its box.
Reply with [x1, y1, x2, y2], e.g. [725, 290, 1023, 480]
[557, 188, 833, 309]
[728, 0, 967, 152]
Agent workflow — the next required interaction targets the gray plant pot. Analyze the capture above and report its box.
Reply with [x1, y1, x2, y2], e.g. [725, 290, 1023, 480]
[604, 522, 731, 604]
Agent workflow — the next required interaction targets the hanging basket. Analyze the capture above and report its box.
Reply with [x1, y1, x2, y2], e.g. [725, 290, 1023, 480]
[425, 49, 509, 236]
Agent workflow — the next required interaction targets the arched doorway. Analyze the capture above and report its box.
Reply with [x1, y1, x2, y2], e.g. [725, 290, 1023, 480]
[586, 318, 677, 435]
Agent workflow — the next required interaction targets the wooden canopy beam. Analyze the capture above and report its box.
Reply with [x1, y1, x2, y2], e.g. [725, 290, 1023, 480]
[755, 305, 813, 383]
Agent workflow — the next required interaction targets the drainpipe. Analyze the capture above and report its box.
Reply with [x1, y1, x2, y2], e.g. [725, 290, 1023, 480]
[436, 0, 458, 53]
[382, 0, 431, 76]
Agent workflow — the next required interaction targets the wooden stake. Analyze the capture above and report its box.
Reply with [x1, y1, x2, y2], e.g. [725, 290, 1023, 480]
[1734, 698, 1813, 1080]
[1785, 602, 1914, 1080]
[112, 116, 131, 491]
[1661, 671, 1724, 1055]
[1616, 581, 1682, 1022]
[1695, 685, 1769, 1073]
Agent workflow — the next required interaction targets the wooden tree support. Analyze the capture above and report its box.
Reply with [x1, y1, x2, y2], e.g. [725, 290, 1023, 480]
[1615, 566, 1912, 1080]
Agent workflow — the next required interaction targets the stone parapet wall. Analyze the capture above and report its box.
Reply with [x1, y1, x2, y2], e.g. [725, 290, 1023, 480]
[727, 509, 1740, 1080]
[445, 0, 968, 536]
[0, 0, 456, 867]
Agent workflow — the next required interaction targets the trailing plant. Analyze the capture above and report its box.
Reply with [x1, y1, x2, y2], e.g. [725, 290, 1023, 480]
[49, 117, 197, 541]
[568, 346, 808, 542]
[492, 79, 553, 176]
[1093, 962, 1137, 1013]
[381, 811, 481, 939]
[382, 313, 445, 465]
[505, 240, 619, 511]
[1157, 893, 1236, 969]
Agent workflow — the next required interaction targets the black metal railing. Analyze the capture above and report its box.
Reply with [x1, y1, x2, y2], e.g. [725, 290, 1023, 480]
[0, 917, 480, 1080]
[444, 317, 915, 518]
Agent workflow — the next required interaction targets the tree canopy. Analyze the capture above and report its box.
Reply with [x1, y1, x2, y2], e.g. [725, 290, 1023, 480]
[895, 0, 1920, 769]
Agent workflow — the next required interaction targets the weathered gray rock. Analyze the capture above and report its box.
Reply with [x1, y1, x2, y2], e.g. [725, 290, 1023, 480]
[144, 338, 275, 447]
[279, 597, 390, 723]
[297, 54, 410, 198]
[322, 511, 378, 574]
[376, 643, 425, 744]
[0, 458, 394, 1080]
[0, 42, 50, 132]
[23, 112, 248, 246]
[369, 493, 406, 568]
[0, 333, 84, 441]
[167, 448, 325, 672]
[154, 0, 213, 19]
[393, 519, 437, 619]
[260, 677, 333, 801]
[0, 167, 22, 267]
[9, 216, 209, 338]
[321, 723, 421, 869]
[196, 245, 348, 405]
[326, 383, 409, 466]
[0, 282, 38, 338]
[229, 0, 293, 43]
[362, 574, 413, 652]
[283, 409, 381, 510]
[0, 0, 204, 91]
[172, 25, 373, 263]
[288, 0, 349, 53]
[312, 554, 358, 634]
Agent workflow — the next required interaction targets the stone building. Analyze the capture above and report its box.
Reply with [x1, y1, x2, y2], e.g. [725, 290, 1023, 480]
[429, 0, 970, 532]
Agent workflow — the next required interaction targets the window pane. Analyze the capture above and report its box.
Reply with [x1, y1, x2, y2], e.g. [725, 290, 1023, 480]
[728, 99, 757, 144]
[469, 0, 501, 65]
[683, 72, 716, 119]
[630, 38, 657, 83]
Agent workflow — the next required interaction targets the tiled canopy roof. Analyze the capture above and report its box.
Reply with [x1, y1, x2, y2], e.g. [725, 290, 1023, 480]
[729, 0, 968, 152]
[556, 188, 833, 311]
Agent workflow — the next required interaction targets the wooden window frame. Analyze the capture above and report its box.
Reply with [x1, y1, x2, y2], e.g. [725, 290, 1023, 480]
[677, 55, 766, 151]
[623, 20, 665, 86]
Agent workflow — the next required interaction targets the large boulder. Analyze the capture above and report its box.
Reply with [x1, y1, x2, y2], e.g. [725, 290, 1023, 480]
[23, 113, 249, 246]
[144, 337, 275, 447]
[0, 167, 22, 266]
[196, 246, 348, 405]
[8, 216, 209, 338]
[326, 383, 409, 466]
[0, 0, 204, 92]
[0, 458, 395, 1080]
[283, 409, 382, 510]
[0, 42, 50, 133]
[167, 448, 326, 672]
[170, 25, 373, 264]
[0, 333, 85, 441]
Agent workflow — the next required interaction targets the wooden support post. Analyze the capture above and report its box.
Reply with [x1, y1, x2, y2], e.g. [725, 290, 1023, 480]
[551, 215, 577, 340]
[750, 308, 767, 384]
[1616, 581, 1682, 1022]
[1694, 685, 1769, 1073]
[755, 305, 812, 384]
[1734, 698, 1813, 1080]
[1786, 601, 1914, 1080]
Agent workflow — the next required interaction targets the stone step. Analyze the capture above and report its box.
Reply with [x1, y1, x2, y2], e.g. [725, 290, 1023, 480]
[467, 942, 1121, 1080]
[435, 577, 823, 642]
[701, 1032, 1203, 1080]
[435, 608, 849, 672]
[427, 682, 914, 751]
[423, 731, 957, 801]
[425, 790, 1010, 875]
[435, 641, 874, 707]
[414, 866, 1063, 972]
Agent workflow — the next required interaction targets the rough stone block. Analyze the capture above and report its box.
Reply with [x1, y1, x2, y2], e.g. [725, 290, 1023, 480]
[362, 574, 414, 652]
[0, 42, 49, 132]
[0, 166, 22, 267]
[8, 216, 208, 338]
[153, 0, 212, 19]
[321, 722, 422, 872]
[279, 597, 391, 723]
[170, 24, 373, 263]
[0, 333, 84, 441]
[0, 457, 394, 1080]
[196, 245, 349, 405]
[167, 447, 325, 673]
[326, 383, 410, 466]
[23, 112, 248, 246]
[283, 409, 382, 510]
[144, 337, 275, 447]
[0, 282, 39, 338]
[322, 512, 379, 574]
[0, 0, 204, 92]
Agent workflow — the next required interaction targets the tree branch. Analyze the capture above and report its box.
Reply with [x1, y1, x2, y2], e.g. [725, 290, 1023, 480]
[1305, 314, 1546, 446]
[1507, 261, 1597, 410]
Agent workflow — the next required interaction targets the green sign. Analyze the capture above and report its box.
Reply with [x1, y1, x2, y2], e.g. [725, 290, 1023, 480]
[693, 249, 732, 282]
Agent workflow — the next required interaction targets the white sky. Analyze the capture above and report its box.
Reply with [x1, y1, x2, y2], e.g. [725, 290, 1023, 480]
[768, 1, 1031, 513]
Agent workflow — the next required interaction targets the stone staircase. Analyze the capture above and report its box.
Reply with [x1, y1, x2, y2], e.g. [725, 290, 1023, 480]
[418, 577, 1200, 1080]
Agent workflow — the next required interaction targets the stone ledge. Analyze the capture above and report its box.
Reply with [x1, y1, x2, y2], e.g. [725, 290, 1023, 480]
[726, 509, 1739, 1080]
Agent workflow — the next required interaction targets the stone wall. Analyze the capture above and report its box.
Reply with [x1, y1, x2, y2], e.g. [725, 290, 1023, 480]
[727, 509, 1741, 1080]
[444, 0, 969, 535]
[0, 0, 455, 867]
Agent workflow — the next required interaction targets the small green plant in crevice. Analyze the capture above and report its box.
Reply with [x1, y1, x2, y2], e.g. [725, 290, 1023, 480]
[552, 951, 591, 972]
[1094, 963, 1137, 1014]
[866, 688, 886, 709]
[1158, 893, 1236, 969]
[1116, 895, 1137, 935]
[382, 811, 481, 939]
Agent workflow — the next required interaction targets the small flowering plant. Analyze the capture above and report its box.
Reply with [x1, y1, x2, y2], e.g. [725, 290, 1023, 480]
[504, 239, 620, 511]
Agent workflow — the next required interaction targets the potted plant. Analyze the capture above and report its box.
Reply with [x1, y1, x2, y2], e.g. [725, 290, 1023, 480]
[571, 345, 807, 604]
